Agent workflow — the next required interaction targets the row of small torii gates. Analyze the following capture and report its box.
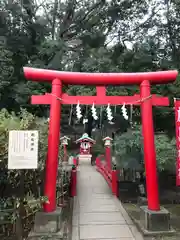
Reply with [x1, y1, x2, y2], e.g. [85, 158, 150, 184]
[23, 67, 180, 214]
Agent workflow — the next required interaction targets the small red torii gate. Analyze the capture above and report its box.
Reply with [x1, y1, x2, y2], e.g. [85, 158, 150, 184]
[23, 67, 178, 213]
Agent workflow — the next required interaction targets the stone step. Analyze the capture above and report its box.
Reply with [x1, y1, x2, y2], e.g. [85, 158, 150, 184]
[27, 230, 63, 240]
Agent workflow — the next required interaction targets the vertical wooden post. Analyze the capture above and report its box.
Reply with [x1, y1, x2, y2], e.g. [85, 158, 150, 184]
[63, 144, 67, 161]
[140, 80, 160, 211]
[105, 147, 111, 170]
[112, 169, 118, 197]
[174, 99, 180, 186]
[103, 137, 113, 171]
[71, 167, 77, 197]
[43, 79, 62, 212]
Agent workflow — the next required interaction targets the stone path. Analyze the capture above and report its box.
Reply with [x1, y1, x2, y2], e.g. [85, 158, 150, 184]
[72, 160, 144, 240]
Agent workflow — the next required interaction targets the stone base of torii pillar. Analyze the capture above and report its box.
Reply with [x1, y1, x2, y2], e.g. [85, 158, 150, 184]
[138, 206, 175, 236]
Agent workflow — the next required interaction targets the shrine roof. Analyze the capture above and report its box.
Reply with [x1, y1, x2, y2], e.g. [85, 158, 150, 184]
[60, 136, 70, 140]
[103, 136, 113, 141]
[76, 133, 96, 143]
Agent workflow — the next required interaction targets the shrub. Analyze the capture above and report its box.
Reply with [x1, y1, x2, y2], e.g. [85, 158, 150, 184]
[114, 127, 176, 172]
[0, 108, 48, 207]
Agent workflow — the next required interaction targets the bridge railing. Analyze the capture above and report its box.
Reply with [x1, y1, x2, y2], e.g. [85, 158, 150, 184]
[70, 165, 77, 197]
[69, 157, 78, 197]
[96, 156, 118, 197]
[73, 157, 79, 167]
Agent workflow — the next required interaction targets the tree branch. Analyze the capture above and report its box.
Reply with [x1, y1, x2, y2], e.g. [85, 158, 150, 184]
[59, 1, 103, 38]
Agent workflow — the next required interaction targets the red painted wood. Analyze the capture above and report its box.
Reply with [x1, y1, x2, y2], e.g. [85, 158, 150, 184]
[31, 95, 51, 104]
[43, 79, 62, 212]
[174, 100, 180, 186]
[140, 80, 160, 211]
[24, 67, 178, 85]
[70, 169, 77, 197]
[31, 93, 169, 106]
[105, 147, 111, 170]
[112, 170, 118, 197]
[24, 66, 177, 213]
[61, 94, 169, 106]
[96, 86, 106, 96]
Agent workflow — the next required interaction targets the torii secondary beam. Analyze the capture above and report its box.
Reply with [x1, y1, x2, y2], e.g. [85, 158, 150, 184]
[31, 85, 169, 106]
[31, 93, 169, 106]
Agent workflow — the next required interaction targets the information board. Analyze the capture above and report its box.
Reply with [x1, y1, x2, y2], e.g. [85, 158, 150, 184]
[8, 130, 38, 169]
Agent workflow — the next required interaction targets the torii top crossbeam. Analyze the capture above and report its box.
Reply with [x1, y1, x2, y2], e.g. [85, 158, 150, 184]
[23, 67, 178, 85]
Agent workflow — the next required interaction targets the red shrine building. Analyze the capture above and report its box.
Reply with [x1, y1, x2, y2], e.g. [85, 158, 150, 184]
[76, 133, 95, 162]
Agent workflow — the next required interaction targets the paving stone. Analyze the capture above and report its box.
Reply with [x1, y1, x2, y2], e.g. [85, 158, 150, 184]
[72, 214, 79, 226]
[79, 193, 111, 199]
[129, 225, 144, 240]
[80, 212, 126, 225]
[114, 199, 134, 225]
[71, 159, 143, 240]
[80, 224, 134, 239]
[73, 197, 79, 211]
[93, 187, 111, 194]
[81, 239, 134, 240]
[79, 198, 115, 206]
[72, 226, 79, 240]
[73, 199, 80, 214]
[80, 203, 120, 213]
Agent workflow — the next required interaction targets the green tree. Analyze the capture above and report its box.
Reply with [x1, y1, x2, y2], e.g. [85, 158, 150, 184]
[114, 127, 176, 172]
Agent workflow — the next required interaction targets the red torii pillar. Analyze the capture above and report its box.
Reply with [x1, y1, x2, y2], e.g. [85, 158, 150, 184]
[44, 79, 62, 212]
[23, 67, 178, 212]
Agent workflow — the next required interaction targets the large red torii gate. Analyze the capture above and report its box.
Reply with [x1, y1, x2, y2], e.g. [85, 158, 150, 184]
[23, 67, 178, 213]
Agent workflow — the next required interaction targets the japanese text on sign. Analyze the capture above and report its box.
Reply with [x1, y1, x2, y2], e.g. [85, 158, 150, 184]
[8, 130, 38, 169]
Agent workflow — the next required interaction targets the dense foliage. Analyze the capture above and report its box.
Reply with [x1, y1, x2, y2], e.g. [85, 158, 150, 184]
[0, 109, 48, 205]
[0, 108, 49, 237]
[0, 3, 180, 238]
[0, 0, 179, 198]
[114, 127, 176, 172]
[0, 0, 180, 133]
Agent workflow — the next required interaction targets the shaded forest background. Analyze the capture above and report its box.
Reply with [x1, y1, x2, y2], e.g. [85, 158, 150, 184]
[1, 2, 180, 238]
[1, 0, 180, 171]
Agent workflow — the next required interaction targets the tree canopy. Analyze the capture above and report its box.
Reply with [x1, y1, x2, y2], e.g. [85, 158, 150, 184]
[0, 0, 180, 135]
